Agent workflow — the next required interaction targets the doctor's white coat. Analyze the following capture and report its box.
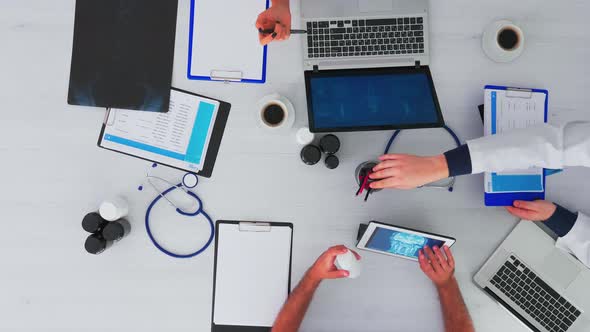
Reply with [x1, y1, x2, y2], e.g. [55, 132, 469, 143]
[466, 121, 590, 268]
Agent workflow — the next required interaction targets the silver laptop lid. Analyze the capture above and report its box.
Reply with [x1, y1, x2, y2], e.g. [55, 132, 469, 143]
[302, 0, 428, 19]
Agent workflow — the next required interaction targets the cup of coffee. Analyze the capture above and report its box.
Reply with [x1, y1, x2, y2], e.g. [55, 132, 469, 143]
[482, 20, 524, 63]
[256, 94, 295, 131]
[262, 103, 286, 127]
[497, 26, 521, 51]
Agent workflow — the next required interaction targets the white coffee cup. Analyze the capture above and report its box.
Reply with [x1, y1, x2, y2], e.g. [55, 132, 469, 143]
[256, 94, 295, 132]
[482, 20, 525, 63]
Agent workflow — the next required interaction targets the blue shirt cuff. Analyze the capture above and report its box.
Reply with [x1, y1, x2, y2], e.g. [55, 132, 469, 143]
[545, 204, 578, 237]
[443, 144, 472, 177]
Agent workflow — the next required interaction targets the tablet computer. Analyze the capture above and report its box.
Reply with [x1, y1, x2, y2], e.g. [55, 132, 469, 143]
[356, 221, 455, 261]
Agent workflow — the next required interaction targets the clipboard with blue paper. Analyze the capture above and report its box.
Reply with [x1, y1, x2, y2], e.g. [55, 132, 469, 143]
[483, 85, 549, 206]
[188, 0, 269, 83]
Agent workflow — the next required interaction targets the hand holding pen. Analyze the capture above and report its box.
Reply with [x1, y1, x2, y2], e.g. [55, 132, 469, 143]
[256, 1, 293, 45]
[258, 28, 307, 36]
[356, 170, 374, 202]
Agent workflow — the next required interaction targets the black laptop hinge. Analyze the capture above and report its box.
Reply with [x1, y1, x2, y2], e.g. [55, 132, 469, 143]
[415, 60, 421, 68]
[313, 65, 319, 73]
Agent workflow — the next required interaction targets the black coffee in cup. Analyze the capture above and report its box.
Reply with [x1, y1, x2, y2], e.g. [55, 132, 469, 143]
[497, 27, 519, 51]
[262, 103, 286, 127]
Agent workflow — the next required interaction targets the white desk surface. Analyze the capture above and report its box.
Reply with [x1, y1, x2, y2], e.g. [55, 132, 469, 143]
[1, 1, 589, 331]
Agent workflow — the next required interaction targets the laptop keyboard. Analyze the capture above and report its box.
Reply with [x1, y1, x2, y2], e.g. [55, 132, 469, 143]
[305, 17, 425, 59]
[490, 255, 581, 332]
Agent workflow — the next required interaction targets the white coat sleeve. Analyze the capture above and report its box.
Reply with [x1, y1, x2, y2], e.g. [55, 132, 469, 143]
[467, 121, 590, 174]
[556, 212, 590, 269]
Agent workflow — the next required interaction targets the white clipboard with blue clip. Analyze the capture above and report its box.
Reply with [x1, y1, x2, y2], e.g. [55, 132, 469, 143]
[188, 0, 269, 83]
[483, 85, 549, 206]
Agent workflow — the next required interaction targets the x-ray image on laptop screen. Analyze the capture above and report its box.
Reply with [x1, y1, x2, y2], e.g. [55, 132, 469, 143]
[366, 226, 445, 259]
[305, 67, 444, 132]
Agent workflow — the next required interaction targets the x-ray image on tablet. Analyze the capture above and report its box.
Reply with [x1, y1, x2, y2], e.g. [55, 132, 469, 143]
[357, 222, 455, 261]
[367, 227, 444, 258]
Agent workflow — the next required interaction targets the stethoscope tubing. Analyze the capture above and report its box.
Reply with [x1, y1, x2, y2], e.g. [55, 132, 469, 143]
[144, 183, 214, 258]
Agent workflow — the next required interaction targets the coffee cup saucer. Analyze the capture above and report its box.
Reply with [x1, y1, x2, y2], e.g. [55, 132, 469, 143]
[482, 20, 525, 63]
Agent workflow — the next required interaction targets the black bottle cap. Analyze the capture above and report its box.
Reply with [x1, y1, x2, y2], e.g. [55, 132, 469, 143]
[325, 154, 340, 169]
[319, 134, 340, 154]
[85, 234, 107, 254]
[82, 212, 107, 233]
[102, 221, 125, 241]
[301, 145, 321, 165]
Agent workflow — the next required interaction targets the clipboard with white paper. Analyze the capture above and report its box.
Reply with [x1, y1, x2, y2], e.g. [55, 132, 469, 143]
[188, 0, 269, 83]
[97, 88, 231, 178]
[483, 85, 548, 206]
[212, 220, 293, 331]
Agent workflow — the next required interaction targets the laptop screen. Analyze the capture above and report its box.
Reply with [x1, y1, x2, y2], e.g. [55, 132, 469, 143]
[304, 66, 444, 132]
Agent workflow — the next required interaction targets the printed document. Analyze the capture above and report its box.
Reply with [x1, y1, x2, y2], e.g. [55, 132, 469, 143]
[484, 88, 546, 193]
[101, 89, 219, 172]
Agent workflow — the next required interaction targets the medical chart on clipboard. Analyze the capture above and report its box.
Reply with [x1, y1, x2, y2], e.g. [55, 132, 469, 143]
[484, 86, 548, 194]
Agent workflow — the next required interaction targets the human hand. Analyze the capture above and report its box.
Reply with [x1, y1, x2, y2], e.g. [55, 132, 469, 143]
[419, 245, 456, 288]
[306, 245, 361, 283]
[505, 200, 557, 221]
[369, 154, 449, 190]
[255, 2, 292, 45]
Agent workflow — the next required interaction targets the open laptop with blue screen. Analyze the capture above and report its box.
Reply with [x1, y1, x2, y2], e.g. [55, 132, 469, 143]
[302, 0, 444, 133]
[304, 66, 444, 132]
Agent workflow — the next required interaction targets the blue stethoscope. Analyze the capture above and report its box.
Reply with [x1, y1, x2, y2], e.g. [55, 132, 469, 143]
[139, 164, 214, 258]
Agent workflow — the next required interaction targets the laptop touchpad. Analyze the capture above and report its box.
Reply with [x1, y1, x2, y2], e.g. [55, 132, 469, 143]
[359, 0, 393, 12]
[539, 250, 581, 289]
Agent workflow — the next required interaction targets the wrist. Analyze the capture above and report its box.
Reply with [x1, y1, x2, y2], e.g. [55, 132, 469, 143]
[543, 204, 578, 237]
[302, 269, 322, 290]
[273, 0, 290, 7]
[543, 203, 558, 222]
[432, 154, 450, 180]
[436, 276, 458, 293]
[443, 144, 473, 177]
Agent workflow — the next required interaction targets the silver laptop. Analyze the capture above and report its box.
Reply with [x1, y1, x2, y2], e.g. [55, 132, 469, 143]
[301, 0, 430, 71]
[474, 221, 590, 332]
